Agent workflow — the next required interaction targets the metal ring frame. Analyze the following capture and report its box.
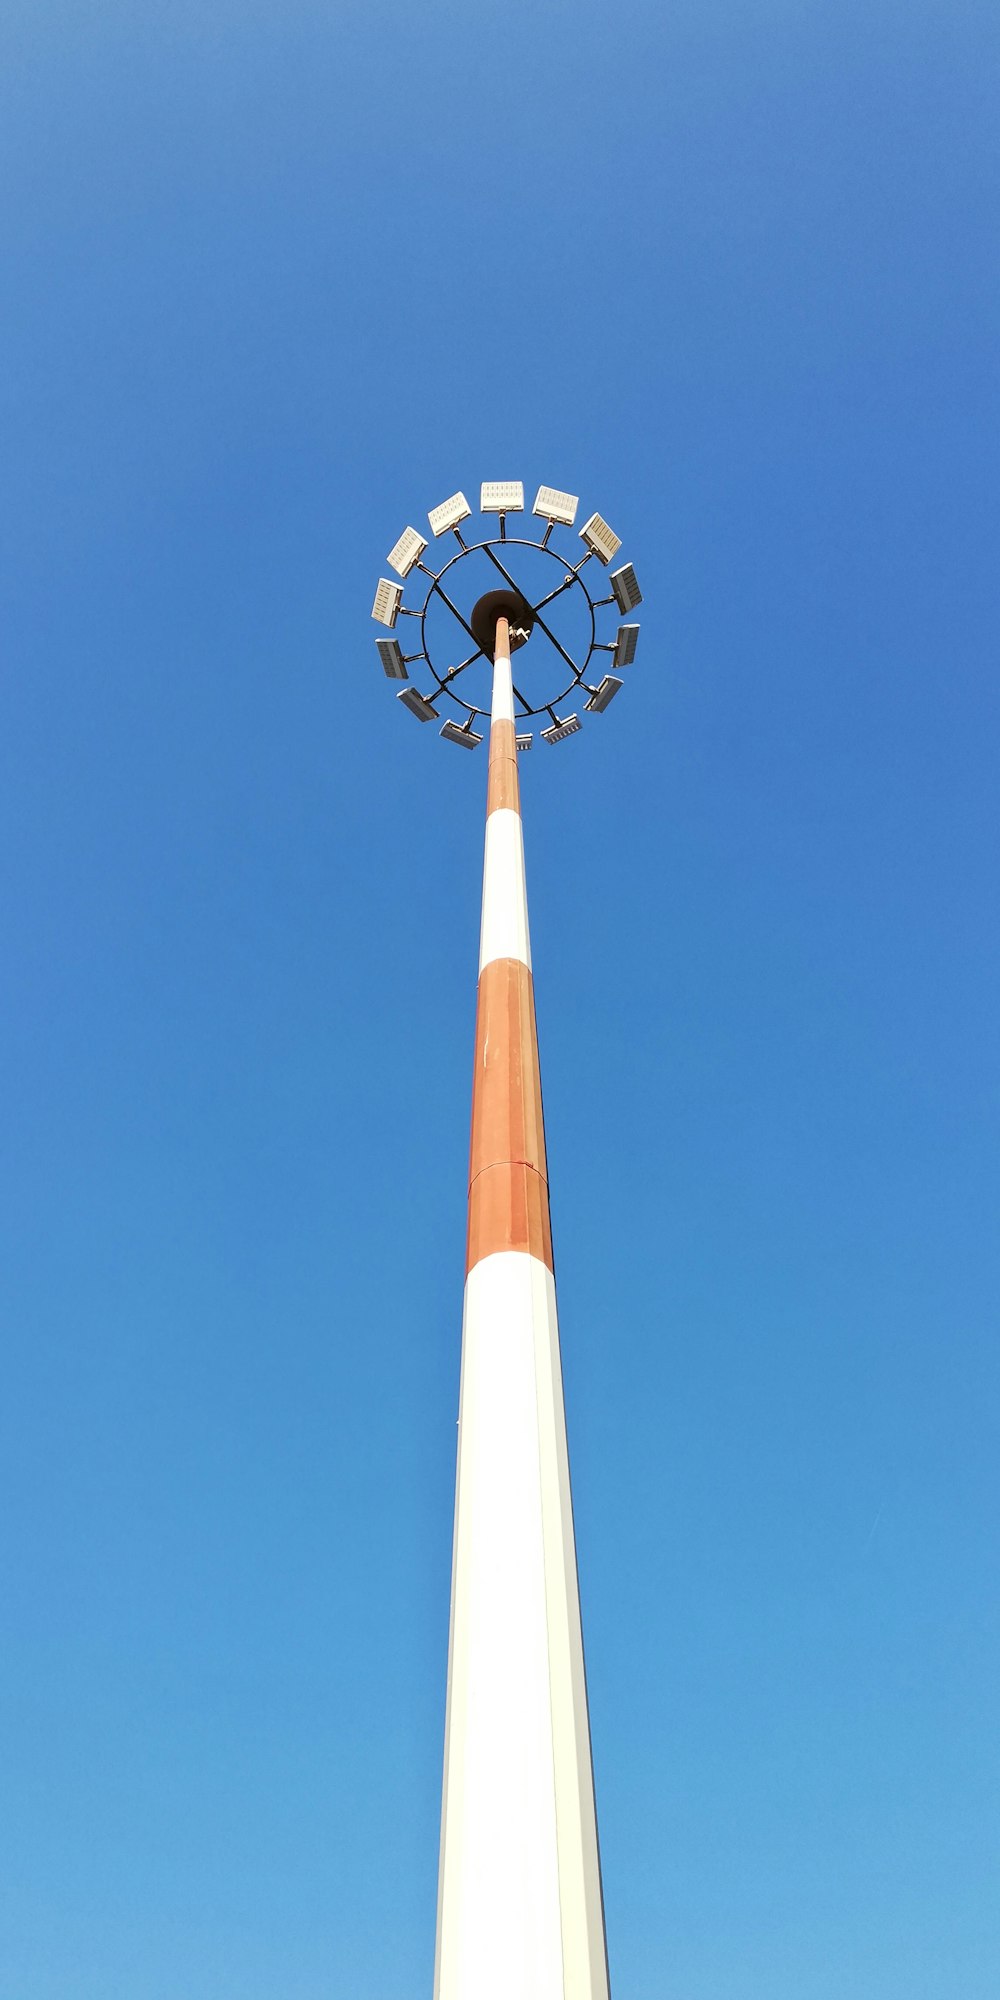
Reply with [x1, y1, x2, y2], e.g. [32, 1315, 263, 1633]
[416, 535, 597, 723]
[373, 490, 641, 742]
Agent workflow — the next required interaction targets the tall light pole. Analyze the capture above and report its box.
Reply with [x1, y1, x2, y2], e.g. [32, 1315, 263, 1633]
[371, 483, 644, 1999]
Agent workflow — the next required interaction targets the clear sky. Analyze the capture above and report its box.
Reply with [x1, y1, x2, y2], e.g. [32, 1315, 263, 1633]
[0, 3, 997, 1996]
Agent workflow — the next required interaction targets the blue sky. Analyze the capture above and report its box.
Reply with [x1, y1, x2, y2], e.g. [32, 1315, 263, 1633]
[0, 3, 997, 1995]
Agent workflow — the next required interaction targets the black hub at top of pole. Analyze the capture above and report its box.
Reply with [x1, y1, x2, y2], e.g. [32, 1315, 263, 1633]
[470, 588, 535, 655]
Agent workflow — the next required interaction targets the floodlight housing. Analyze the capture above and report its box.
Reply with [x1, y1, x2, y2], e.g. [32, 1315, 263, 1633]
[579, 512, 622, 565]
[372, 578, 403, 628]
[614, 624, 640, 668]
[585, 675, 623, 714]
[440, 720, 484, 750]
[532, 485, 579, 527]
[428, 492, 472, 538]
[610, 563, 642, 613]
[397, 686, 439, 722]
[377, 637, 408, 680]
[515, 734, 532, 752]
[480, 482, 524, 514]
[387, 526, 428, 578]
[540, 714, 581, 745]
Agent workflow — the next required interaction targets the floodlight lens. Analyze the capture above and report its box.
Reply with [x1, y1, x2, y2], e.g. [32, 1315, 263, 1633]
[579, 512, 622, 565]
[372, 578, 403, 628]
[440, 720, 484, 750]
[532, 485, 579, 527]
[480, 481, 524, 514]
[428, 492, 472, 538]
[610, 563, 642, 613]
[515, 734, 532, 752]
[540, 713, 582, 744]
[585, 674, 623, 713]
[387, 526, 428, 578]
[377, 636, 408, 680]
[397, 686, 439, 722]
[614, 624, 639, 668]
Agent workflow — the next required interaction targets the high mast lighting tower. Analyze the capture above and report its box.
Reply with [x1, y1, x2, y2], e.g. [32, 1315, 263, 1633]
[370, 482, 645, 2000]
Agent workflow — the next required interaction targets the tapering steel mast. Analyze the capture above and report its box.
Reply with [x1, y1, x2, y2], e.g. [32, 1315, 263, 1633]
[369, 482, 645, 1997]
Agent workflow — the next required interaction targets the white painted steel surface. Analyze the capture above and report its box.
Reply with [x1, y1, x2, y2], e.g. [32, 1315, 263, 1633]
[387, 525, 428, 577]
[533, 484, 579, 526]
[478, 809, 532, 972]
[480, 480, 525, 513]
[433, 1252, 610, 2000]
[491, 648, 515, 724]
[371, 577, 403, 626]
[428, 492, 472, 537]
[579, 513, 622, 564]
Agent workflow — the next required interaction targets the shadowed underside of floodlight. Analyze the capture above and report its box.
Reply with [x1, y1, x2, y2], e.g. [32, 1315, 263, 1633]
[440, 719, 484, 749]
[585, 674, 623, 713]
[540, 713, 582, 744]
[377, 636, 408, 679]
[397, 685, 438, 721]
[611, 562, 642, 613]
[614, 624, 639, 668]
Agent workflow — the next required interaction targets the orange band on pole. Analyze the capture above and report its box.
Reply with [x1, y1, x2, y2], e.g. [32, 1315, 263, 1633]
[466, 607, 554, 1274]
[466, 1158, 553, 1273]
[469, 957, 547, 1186]
[466, 954, 553, 1270]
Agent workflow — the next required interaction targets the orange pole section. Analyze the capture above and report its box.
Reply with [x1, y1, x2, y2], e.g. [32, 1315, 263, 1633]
[466, 616, 554, 1277]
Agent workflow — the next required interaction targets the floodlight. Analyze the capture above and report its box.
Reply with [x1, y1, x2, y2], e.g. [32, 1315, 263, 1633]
[428, 492, 472, 538]
[585, 675, 623, 714]
[397, 686, 439, 722]
[532, 485, 579, 527]
[440, 720, 484, 750]
[515, 734, 532, 752]
[387, 526, 428, 578]
[480, 482, 524, 514]
[614, 624, 639, 668]
[579, 512, 622, 565]
[610, 563, 642, 613]
[377, 637, 409, 680]
[540, 713, 581, 745]
[372, 578, 403, 628]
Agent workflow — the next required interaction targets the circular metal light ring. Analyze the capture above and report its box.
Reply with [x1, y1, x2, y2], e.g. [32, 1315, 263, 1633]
[416, 534, 599, 722]
[373, 494, 641, 741]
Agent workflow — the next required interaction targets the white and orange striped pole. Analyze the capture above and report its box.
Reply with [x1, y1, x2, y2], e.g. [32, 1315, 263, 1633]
[433, 614, 611, 2000]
